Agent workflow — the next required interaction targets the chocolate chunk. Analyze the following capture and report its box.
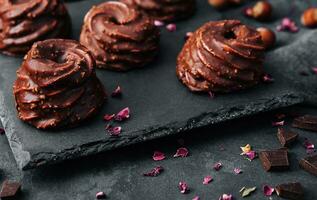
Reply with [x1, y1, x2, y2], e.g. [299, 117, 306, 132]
[276, 182, 304, 200]
[176, 20, 265, 94]
[292, 115, 317, 132]
[259, 149, 289, 171]
[277, 128, 298, 147]
[299, 154, 317, 176]
[0, 180, 21, 199]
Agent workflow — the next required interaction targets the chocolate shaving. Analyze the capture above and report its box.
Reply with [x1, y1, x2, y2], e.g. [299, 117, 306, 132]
[299, 154, 317, 176]
[292, 115, 317, 132]
[275, 182, 304, 200]
[277, 128, 298, 147]
[259, 149, 289, 171]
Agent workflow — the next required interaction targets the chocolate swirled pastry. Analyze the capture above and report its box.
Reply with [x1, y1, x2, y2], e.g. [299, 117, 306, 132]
[0, 0, 71, 56]
[176, 20, 265, 93]
[13, 39, 106, 129]
[121, 0, 196, 22]
[80, 1, 160, 71]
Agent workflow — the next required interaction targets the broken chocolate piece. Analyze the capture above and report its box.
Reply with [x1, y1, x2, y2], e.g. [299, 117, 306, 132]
[275, 182, 304, 200]
[299, 154, 317, 176]
[292, 115, 317, 132]
[277, 128, 298, 147]
[0, 180, 21, 199]
[259, 149, 289, 171]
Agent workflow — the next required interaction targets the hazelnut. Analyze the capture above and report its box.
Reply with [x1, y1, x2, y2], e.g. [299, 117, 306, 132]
[301, 8, 317, 28]
[245, 1, 272, 21]
[208, 0, 243, 9]
[257, 27, 276, 50]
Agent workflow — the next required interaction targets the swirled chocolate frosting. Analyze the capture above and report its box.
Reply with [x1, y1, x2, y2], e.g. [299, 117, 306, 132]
[121, 0, 196, 22]
[80, 1, 160, 71]
[176, 20, 265, 93]
[13, 39, 106, 129]
[0, 0, 71, 56]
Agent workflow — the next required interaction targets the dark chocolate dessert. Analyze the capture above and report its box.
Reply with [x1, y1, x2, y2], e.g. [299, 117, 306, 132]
[0, 0, 71, 56]
[80, 1, 160, 71]
[176, 20, 265, 93]
[13, 39, 106, 129]
[120, 0, 196, 22]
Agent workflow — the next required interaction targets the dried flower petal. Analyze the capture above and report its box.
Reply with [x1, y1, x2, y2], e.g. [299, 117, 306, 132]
[111, 86, 122, 97]
[219, 194, 233, 200]
[263, 185, 275, 196]
[174, 147, 189, 158]
[240, 144, 252, 155]
[115, 107, 130, 121]
[272, 120, 284, 127]
[179, 181, 189, 194]
[166, 23, 177, 32]
[245, 151, 257, 161]
[96, 191, 106, 199]
[103, 114, 115, 121]
[185, 32, 193, 40]
[213, 162, 222, 171]
[262, 74, 274, 83]
[0, 128, 4, 135]
[154, 20, 164, 27]
[208, 91, 215, 99]
[192, 196, 200, 200]
[240, 186, 256, 197]
[234, 168, 242, 174]
[276, 17, 299, 33]
[312, 67, 317, 75]
[304, 139, 315, 149]
[107, 126, 122, 136]
[143, 166, 164, 177]
[203, 175, 213, 185]
[152, 151, 165, 161]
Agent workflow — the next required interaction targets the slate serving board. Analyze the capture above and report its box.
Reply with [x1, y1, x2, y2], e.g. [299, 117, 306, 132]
[1, 0, 317, 170]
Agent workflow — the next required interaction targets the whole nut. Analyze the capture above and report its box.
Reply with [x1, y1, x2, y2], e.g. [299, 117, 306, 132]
[208, 0, 228, 9]
[245, 1, 272, 21]
[257, 27, 276, 49]
[301, 8, 317, 28]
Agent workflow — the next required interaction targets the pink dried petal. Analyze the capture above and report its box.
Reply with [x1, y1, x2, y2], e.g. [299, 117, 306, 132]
[312, 67, 317, 75]
[243, 7, 253, 17]
[262, 74, 274, 83]
[185, 32, 193, 40]
[234, 168, 242, 174]
[213, 162, 222, 171]
[178, 181, 189, 194]
[219, 194, 233, 200]
[203, 175, 213, 185]
[103, 114, 115, 121]
[154, 20, 164, 27]
[111, 86, 122, 97]
[166, 23, 177, 32]
[152, 151, 165, 161]
[192, 196, 200, 200]
[272, 120, 284, 127]
[107, 126, 122, 136]
[304, 139, 315, 149]
[263, 185, 275, 196]
[245, 151, 256, 161]
[208, 91, 215, 99]
[96, 191, 106, 199]
[277, 18, 299, 33]
[143, 166, 164, 177]
[174, 147, 189, 158]
[0, 128, 4, 135]
[115, 107, 130, 121]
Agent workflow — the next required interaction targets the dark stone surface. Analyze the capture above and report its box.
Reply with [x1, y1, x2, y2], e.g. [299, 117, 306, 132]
[1, 0, 317, 170]
[0, 105, 316, 199]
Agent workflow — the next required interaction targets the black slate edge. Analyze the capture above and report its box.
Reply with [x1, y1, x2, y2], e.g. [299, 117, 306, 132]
[9, 92, 302, 170]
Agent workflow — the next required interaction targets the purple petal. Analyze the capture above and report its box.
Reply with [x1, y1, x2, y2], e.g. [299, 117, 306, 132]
[263, 185, 275, 196]
[103, 114, 115, 121]
[192, 196, 200, 200]
[179, 181, 189, 194]
[152, 151, 165, 161]
[143, 166, 164, 177]
[234, 168, 242, 174]
[111, 86, 122, 97]
[213, 162, 222, 171]
[245, 151, 257, 161]
[115, 107, 130, 121]
[219, 194, 233, 200]
[166, 23, 177, 32]
[174, 147, 189, 158]
[107, 126, 122, 136]
[304, 139, 315, 149]
[203, 175, 213, 185]
[272, 120, 284, 127]
[262, 74, 274, 83]
[96, 191, 106, 199]
[154, 20, 164, 27]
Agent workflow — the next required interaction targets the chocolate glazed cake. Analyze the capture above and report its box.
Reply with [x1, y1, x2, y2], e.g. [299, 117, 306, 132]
[80, 1, 160, 71]
[13, 39, 106, 129]
[121, 0, 196, 22]
[176, 20, 265, 93]
[0, 0, 71, 56]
